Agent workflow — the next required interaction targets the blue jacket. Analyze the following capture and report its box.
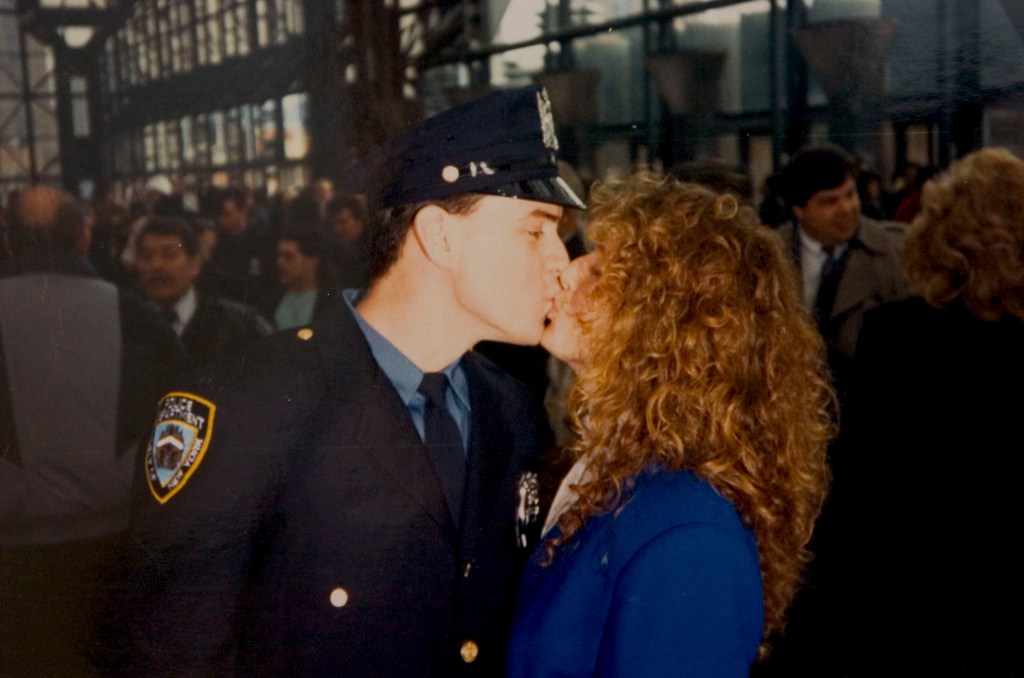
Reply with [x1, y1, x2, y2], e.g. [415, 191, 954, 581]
[508, 470, 763, 677]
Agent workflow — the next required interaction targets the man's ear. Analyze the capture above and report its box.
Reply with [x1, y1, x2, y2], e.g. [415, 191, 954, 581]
[410, 204, 455, 267]
[791, 204, 805, 225]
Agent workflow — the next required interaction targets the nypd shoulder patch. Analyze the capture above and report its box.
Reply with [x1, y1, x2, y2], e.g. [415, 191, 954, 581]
[145, 391, 216, 504]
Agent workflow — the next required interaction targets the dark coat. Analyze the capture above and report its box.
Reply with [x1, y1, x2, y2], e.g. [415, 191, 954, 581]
[113, 298, 543, 677]
[824, 297, 1024, 675]
[180, 293, 272, 368]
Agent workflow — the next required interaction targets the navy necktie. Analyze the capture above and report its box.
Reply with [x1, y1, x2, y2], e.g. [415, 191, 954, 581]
[418, 372, 465, 522]
[815, 246, 841, 331]
[160, 306, 179, 333]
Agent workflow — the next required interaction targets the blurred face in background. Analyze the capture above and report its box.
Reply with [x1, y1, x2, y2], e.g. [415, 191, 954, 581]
[218, 198, 248, 237]
[277, 239, 319, 291]
[792, 176, 861, 247]
[137, 233, 200, 305]
[331, 207, 364, 244]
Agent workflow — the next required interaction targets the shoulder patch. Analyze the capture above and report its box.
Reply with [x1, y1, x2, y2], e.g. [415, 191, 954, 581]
[145, 391, 216, 504]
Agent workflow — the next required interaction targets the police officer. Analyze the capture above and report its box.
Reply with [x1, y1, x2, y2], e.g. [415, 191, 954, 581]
[111, 85, 584, 676]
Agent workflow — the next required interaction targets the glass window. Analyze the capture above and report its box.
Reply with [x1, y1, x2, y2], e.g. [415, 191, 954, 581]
[156, 120, 168, 169]
[35, 138, 60, 173]
[180, 116, 195, 164]
[180, 25, 194, 71]
[281, 92, 308, 160]
[224, 7, 237, 56]
[143, 123, 156, 172]
[207, 15, 223, 64]
[235, 3, 250, 55]
[259, 99, 277, 159]
[70, 75, 90, 138]
[225, 107, 241, 163]
[25, 40, 56, 95]
[209, 110, 227, 165]
[286, 0, 303, 37]
[194, 112, 209, 164]
[255, 0, 269, 47]
[166, 119, 181, 170]
[196, 21, 208, 64]
[240, 104, 257, 162]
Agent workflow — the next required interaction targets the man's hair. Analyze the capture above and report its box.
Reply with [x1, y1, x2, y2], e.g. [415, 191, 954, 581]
[327, 195, 369, 224]
[278, 225, 337, 292]
[137, 216, 200, 258]
[366, 193, 483, 281]
[781, 145, 859, 207]
[7, 187, 91, 257]
[220, 186, 249, 212]
[278, 225, 330, 260]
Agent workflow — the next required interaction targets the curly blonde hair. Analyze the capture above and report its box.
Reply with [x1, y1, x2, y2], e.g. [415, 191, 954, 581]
[904, 147, 1024, 321]
[547, 172, 834, 651]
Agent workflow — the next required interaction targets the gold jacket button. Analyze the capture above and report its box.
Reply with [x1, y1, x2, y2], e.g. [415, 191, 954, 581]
[329, 587, 349, 608]
[460, 640, 479, 663]
[297, 328, 314, 341]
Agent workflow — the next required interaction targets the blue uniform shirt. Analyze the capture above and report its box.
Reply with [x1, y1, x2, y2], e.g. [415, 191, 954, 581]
[343, 289, 471, 451]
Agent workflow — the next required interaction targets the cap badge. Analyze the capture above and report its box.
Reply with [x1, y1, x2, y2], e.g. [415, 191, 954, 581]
[536, 89, 559, 152]
[442, 165, 460, 183]
[469, 161, 495, 177]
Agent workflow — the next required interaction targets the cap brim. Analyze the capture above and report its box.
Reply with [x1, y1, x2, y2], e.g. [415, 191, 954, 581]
[480, 176, 586, 210]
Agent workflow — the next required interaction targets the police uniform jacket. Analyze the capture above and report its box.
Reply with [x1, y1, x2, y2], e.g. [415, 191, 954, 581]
[117, 298, 542, 677]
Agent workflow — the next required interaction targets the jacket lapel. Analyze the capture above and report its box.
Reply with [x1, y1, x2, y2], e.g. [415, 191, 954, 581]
[459, 352, 517, 555]
[312, 299, 452, 532]
[831, 221, 891, 319]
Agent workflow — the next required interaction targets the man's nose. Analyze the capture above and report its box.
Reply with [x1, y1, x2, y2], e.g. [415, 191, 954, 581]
[544, 232, 570, 273]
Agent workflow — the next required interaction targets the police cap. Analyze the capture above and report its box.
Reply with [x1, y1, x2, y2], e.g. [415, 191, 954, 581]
[368, 85, 585, 211]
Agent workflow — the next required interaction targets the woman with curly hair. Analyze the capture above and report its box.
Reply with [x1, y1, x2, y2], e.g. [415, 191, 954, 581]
[506, 172, 834, 677]
[836, 147, 1024, 675]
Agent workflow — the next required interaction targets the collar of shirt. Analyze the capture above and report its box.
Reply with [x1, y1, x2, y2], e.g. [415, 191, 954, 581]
[168, 286, 198, 336]
[796, 227, 850, 309]
[342, 288, 471, 449]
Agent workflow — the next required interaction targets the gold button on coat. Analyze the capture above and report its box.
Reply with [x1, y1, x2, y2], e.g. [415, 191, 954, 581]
[329, 587, 348, 608]
[297, 328, 314, 341]
[460, 640, 479, 663]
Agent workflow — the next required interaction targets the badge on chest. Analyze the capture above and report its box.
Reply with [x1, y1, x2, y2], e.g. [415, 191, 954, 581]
[516, 471, 541, 548]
